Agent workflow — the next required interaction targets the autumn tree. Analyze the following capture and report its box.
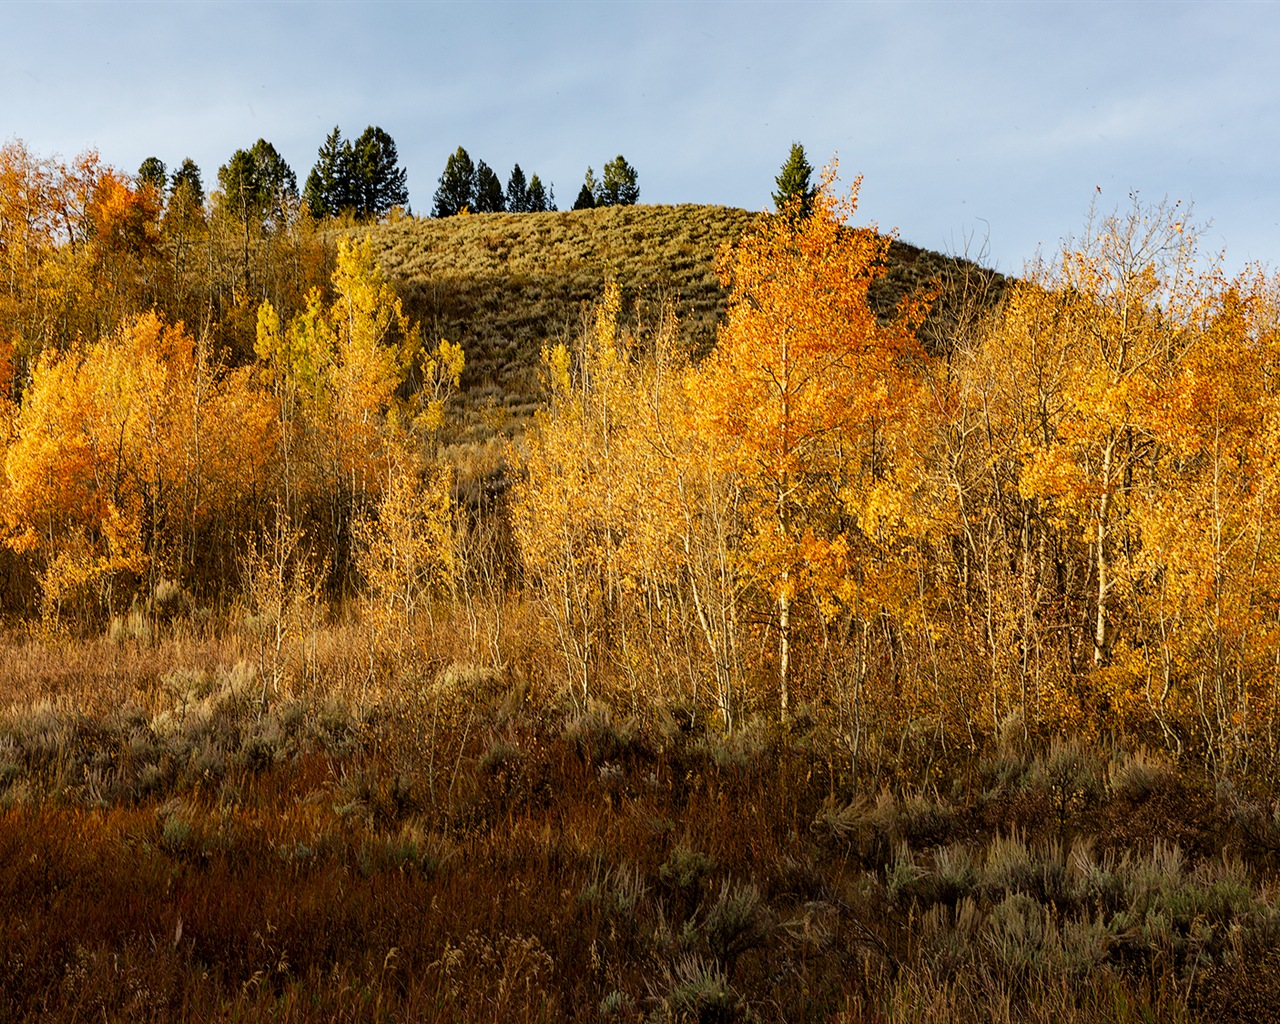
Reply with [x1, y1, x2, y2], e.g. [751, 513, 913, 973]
[695, 168, 931, 720]
[254, 236, 460, 589]
[1012, 199, 1209, 671]
[512, 285, 693, 707]
[355, 331, 464, 650]
[2, 313, 197, 624]
[0, 143, 106, 360]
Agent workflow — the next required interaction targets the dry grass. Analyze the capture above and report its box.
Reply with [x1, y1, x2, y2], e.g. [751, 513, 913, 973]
[358, 204, 1006, 441]
[0, 606, 1277, 1023]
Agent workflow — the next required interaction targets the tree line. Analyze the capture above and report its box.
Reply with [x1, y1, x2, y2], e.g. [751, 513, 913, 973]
[137, 127, 642, 224]
[431, 146, 640, 216]
[431, 146, 555, 216]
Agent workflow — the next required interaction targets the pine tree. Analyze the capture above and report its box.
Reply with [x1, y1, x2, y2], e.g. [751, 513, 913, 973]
[137, 157, 167, 194]
[433, 147, 475, 217]
[527, 174, 551, 213]
[472, 160, 505, 213]
[351, 126, 408, 218]
[169, 158, 204, 208]
[305, 126, 408, 220]
[772, 142, 816, 219]
[218, 140, 296, 227]
[600, 155, 639, 206]
[251, 140, 298, 216]
[507, 164, 529, 213]
[303, 126, 353, 218]
[573, 167, 599, 211]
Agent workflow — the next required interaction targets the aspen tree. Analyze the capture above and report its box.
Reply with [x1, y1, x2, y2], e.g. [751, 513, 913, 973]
[696, 168, 928, 721]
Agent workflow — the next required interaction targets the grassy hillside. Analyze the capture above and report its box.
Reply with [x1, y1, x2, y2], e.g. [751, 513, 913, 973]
[364, 204, 1007, 433]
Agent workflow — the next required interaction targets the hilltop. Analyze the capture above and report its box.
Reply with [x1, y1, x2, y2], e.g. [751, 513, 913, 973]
[362, 203, 1007, 434]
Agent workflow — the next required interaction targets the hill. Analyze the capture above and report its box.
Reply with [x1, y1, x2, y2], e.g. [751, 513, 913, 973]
[363, 203, 1007, 435]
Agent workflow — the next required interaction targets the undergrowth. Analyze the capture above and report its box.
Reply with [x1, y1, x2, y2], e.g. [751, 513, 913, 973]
[0, 619, 1276, 1022]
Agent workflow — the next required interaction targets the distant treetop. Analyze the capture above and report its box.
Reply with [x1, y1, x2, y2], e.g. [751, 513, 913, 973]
[218, 139, 297, 228]
[351, 126, 408, 218]
[773, 142, 816, 219]
[473, 160, 505, 214]
[304, 125, 408, 220]
[526, 174, 553, 213]
[574, 167, 599, 210]
[169, 158, 204, 208]
[137, 157, 167, 194]
[433, 146, 476, 217]
[600, 155, 639, 206]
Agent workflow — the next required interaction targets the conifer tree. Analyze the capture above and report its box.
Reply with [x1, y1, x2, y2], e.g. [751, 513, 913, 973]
[137, 157, 167, 194]
[303, 126, 353, 218]
[573, 167, 599, 210]
[772, 142, 816, 219]
[351, 126, 408, 218]
[472, 160, 505, 213]
[527, 174, 550, 212]
[218, 140, 297, 228]
[305, 126, 407, 220]
[433, 147, 475, 217]
[600, 154, 639, 206]
[506, 164, 529, 213]
[169, 158, 204, 208]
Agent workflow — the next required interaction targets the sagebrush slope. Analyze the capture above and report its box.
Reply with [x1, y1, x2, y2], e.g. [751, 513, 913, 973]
[362, 203, 1006, 430]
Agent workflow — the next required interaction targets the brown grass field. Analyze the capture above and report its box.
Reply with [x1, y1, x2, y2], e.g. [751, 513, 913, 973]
[2, 608, 1279, 1023]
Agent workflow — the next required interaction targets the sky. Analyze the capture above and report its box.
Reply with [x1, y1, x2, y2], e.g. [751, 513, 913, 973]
[2, 0, 1277, 276]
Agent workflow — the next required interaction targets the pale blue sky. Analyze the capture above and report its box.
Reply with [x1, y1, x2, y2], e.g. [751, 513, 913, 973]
[2, 1, 1276, 274]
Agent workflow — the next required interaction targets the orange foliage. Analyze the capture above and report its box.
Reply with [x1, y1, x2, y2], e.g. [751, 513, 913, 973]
[693, 167, 933, 716]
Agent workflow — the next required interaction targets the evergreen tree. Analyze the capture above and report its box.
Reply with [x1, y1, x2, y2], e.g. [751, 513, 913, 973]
[433, 146, 475, 217]
[217, 141, 296, 292]
[507, 164, 529, 213]
[600, 155, 639, 206]
[303, 126, 354, 218]
[772, 142, 816, 219]
[218, 139, 297, 227]
[252, 139, 298, 206]
[305, 126, 408, 220]
[169, 158, 204, 208]
[527, 174, 550, 213]
[137, 157, 167, 193]
[351, 126, 408, 218]
[218, 149, 262, 227]
[573, 167, 599, 210]
[472, 160, 505, 213]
